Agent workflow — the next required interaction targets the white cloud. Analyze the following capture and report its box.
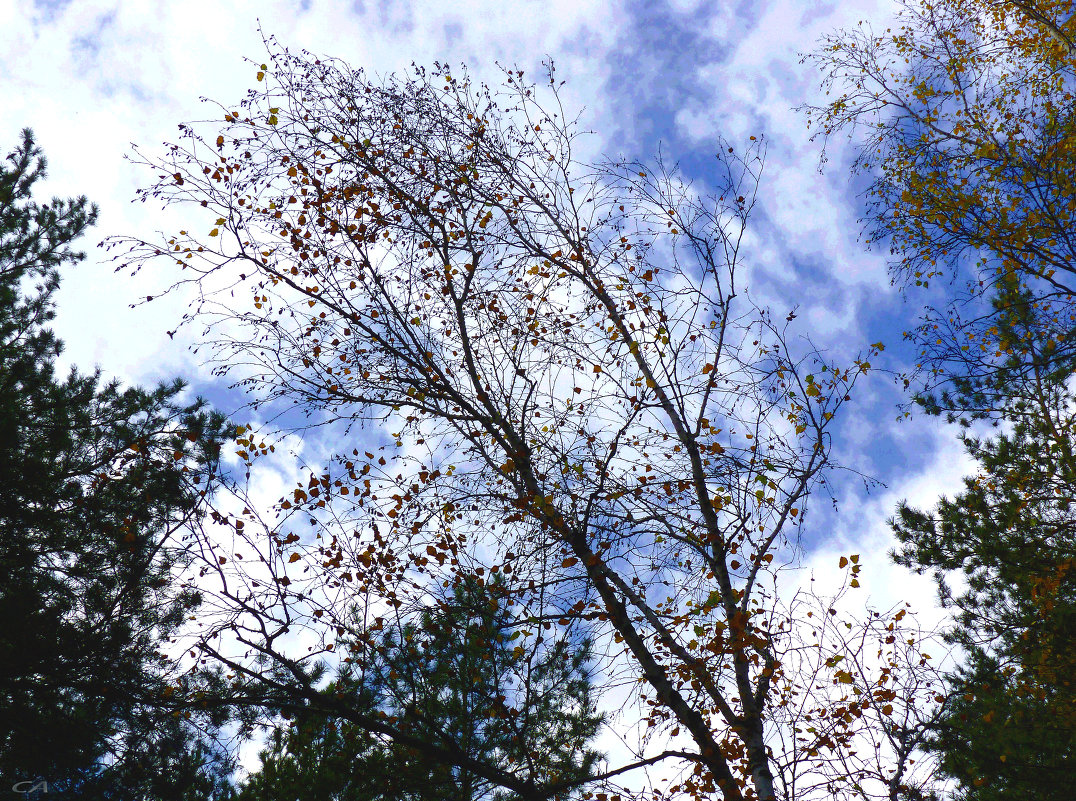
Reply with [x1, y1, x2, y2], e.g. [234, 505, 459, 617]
[1, 0, 624, 384]
[669, 0, 905, 351]
[1, 0, 989, 793]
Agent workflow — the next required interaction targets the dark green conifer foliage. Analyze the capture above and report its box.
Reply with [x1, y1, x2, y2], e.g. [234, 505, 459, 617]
[236, 578, 603, 801]
[0, 129, 232, 798]
[891, 307, 1076, 799]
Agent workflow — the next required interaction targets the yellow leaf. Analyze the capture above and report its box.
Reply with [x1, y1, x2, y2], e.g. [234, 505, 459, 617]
[839, 555, 849, 568]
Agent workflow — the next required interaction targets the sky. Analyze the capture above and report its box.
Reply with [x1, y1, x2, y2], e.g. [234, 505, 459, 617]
[3, 0, 974, 782]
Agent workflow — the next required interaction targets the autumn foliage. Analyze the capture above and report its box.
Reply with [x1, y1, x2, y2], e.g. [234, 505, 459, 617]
[808, 1, 1076, 797]
[806, 0, 1076, 413]
[107, 41, 907, 801]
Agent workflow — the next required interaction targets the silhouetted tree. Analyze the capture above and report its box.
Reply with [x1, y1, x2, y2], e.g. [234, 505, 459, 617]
[0, 129, 232, 798]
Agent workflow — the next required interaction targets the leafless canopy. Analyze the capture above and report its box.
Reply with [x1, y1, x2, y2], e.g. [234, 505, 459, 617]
[115, 43, 883, 801]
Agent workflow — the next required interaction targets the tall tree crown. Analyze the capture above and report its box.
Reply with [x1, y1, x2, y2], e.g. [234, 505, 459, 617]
[0, 129, 231, 798]
[115, 45, 888, 801]
[805, 0, 1076, 418]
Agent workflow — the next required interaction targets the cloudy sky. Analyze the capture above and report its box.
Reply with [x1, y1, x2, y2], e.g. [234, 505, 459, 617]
[3, 0, 970, 771]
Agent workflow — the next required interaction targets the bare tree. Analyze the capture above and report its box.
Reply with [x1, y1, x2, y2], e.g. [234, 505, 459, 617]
[768, 570, 951, 801]
[115, 44, 880, 801]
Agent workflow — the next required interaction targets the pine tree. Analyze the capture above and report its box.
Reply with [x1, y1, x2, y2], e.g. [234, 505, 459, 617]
[0, 129, 232, 797]
[236, 577, 603, 801]
[891, 314, 1076, 798]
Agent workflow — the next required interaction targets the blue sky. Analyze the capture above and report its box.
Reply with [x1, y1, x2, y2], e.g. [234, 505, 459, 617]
[0, 0, 968, 611]
[3, 0, 971, 772]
